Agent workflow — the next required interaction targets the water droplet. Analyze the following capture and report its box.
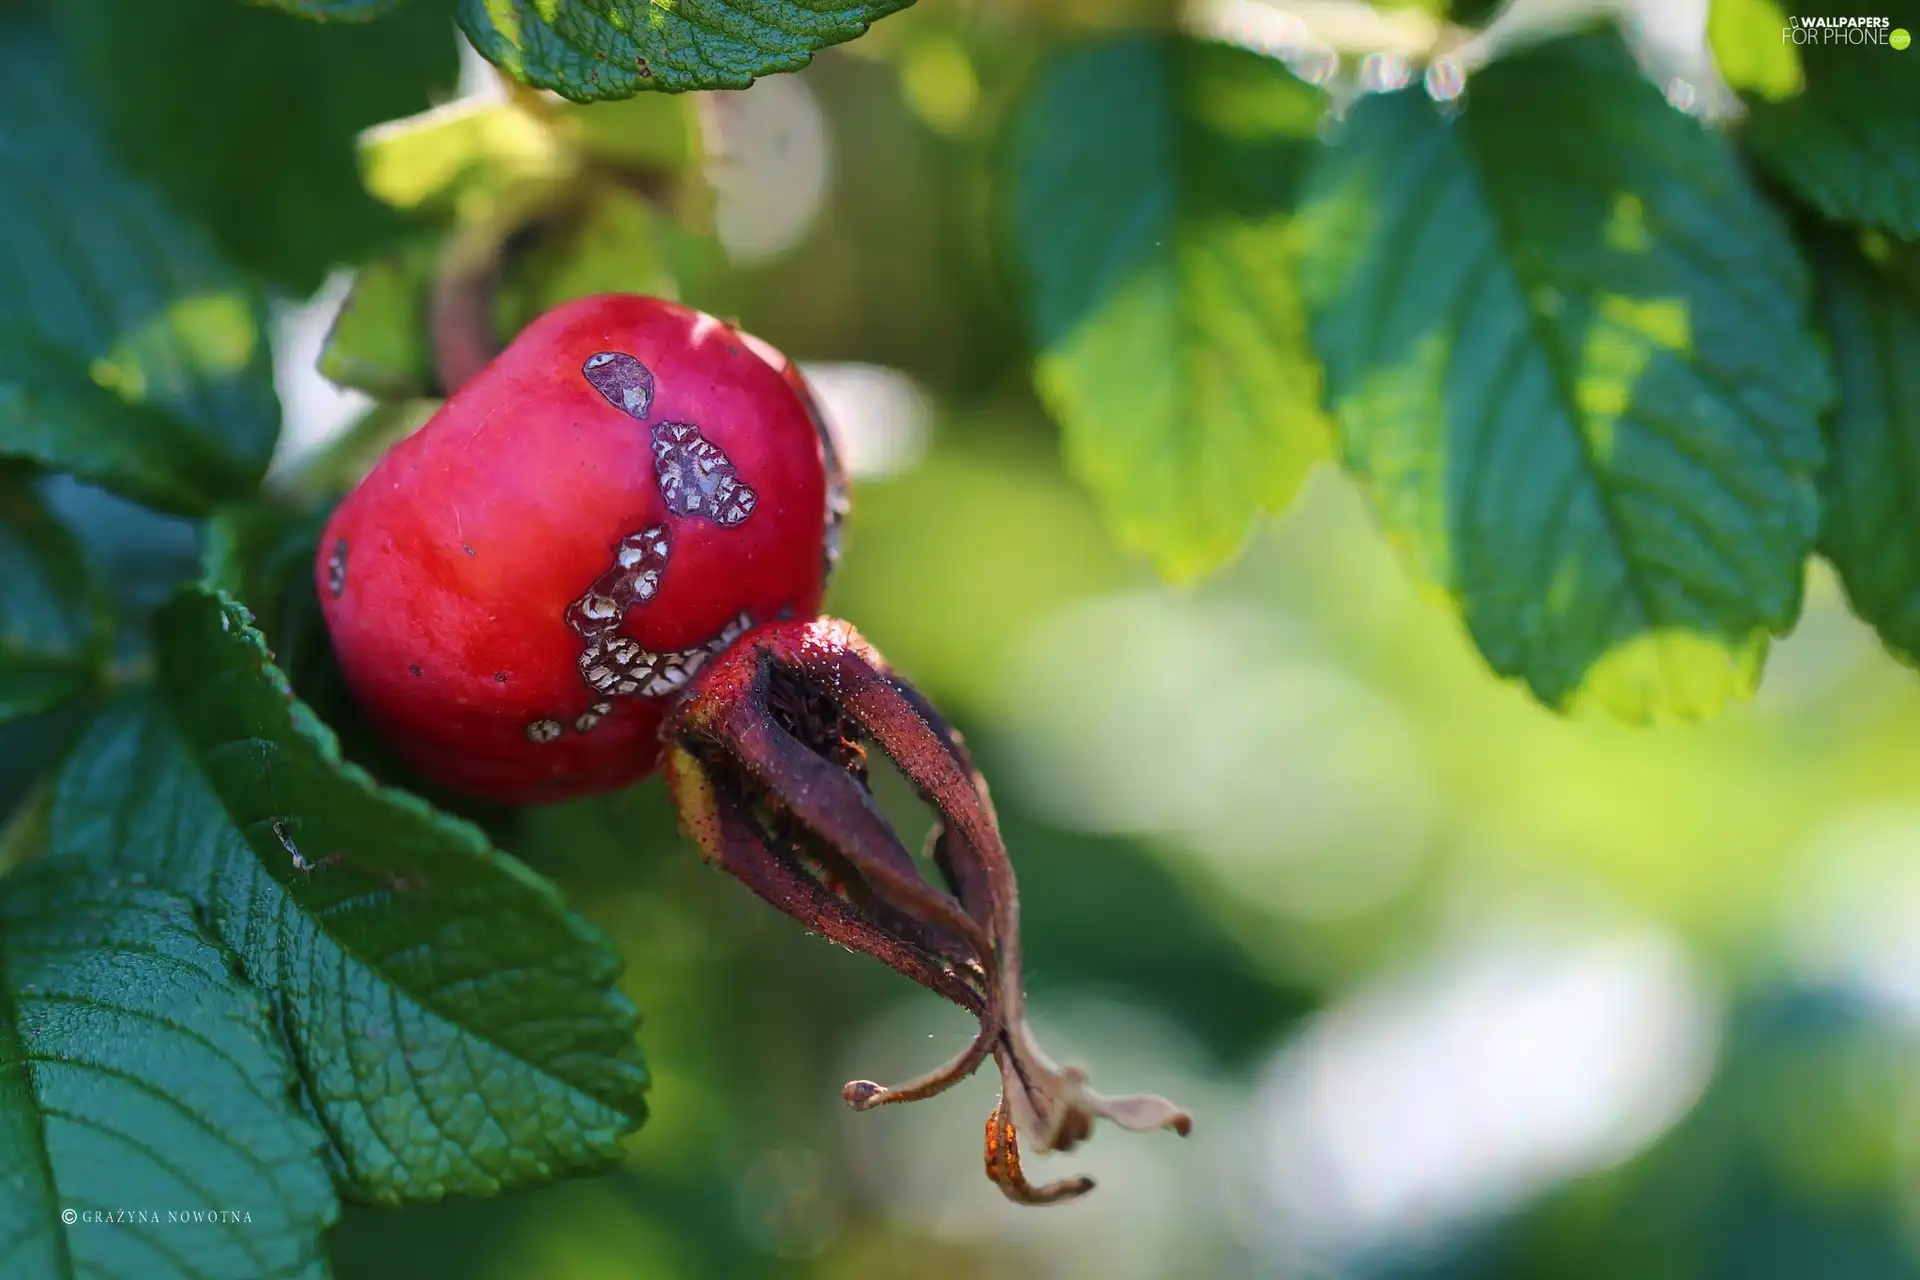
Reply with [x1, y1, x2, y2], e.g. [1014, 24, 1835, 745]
[1360, 51, 1411, 95]
[1666, 78, 1696, 113]
[1285, 45, 1340, 87]
[1424, 58, 1466, 103]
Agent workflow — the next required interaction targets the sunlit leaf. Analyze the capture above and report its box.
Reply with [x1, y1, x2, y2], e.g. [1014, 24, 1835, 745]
[457, 0, 915, 99]
[1299, 34, 1830, 719]
[1011, 37, 1332, 582]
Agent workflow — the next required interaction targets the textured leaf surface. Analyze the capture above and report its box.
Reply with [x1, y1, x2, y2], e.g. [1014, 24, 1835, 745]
[0, 481, 105, 723]
[0, 29, 280, 515]
[1012, 37, 1332, 582]
[60, 0, 461, 294]
[0, 859, 335, 1280]
[457, 0, 915, 99]
[50, 590, 649, 1204]
[1814, 233, 1920, 665]
[1299, 35, 1830, 718]
[1745, 5, 1920, 236]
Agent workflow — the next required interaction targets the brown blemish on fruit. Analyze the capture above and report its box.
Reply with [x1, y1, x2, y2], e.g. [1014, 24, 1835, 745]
[578, 610, 751, 700]
[583, 351, 656, 419]
[464, 544, 476, 557]
[493, 672, 508, 683]
[564, 525, 672, 639]
[533, 523, 757, 735]
[652, 421, 757, 526]
[526, 718, 563, 744]
[327, 538, 349, 598]
[409, 664, 424, 677]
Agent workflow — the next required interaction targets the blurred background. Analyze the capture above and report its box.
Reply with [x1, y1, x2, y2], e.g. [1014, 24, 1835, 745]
[26, 0, 1920, 1274]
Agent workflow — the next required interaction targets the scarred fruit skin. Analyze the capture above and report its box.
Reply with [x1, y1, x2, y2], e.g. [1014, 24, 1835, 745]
[316, 294, 831, 804]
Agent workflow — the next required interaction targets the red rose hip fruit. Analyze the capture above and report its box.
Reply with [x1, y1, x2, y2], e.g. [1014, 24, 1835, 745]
[316, 294, 834, 804]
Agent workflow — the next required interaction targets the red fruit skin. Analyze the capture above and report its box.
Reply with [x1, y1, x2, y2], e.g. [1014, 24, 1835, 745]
[316, 294, 829, 804]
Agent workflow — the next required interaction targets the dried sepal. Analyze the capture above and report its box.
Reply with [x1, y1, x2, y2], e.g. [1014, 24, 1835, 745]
[664, 617, 1192, 1205]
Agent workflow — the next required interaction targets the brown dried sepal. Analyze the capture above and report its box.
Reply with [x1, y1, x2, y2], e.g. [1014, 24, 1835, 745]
[663, 617, 1192, 1206]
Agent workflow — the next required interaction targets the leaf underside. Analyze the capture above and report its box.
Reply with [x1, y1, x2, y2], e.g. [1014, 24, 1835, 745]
[1013, 37, 1333, 583]
[1299, 34, 1831, 720]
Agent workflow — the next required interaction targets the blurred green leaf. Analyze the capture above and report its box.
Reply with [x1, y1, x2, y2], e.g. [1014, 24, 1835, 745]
[1744, 3, 1920, 236]
[1707, 0, 1804, 101]
[1011, 37, 1332, 582]
[359, 100, 570, 219]
[1299, 35, 1829, 719]
[0, 478, 107, 723]
[49, 589, 650, 1204]
[257, 0, 406, 17]
[456, 0, 915, 99]
[0, 858, 337, 1280]
[60, 0, 461, 295]
[496, 187, 676, 333]
[1813, 232, 1920, 666]
[0, 27, 280, 516]
[320, 238, 443, 400]
[557, 93, 701, 175]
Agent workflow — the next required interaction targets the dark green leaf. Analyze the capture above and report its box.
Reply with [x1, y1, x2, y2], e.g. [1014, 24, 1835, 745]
[0, 27, 280, 516]
[1011, 37, 1332, 581]
[456, 0, 915, 99]
[0, 858, 336, 1279]
[1298, 35, 1830, 719]
[1814, 232, 1920, 664]
[51, 591, 650, 1203]
[1745, 5, 1920, 237]
[256, 0, 407, 17]
[0, 479, 107, 723]
[59, 0, 461, 295]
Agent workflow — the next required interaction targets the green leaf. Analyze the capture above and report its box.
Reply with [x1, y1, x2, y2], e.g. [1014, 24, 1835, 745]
[357, 100, 569, 219]
[51, 590, 649, 1203]
[456, 0, 915, 99]
[319, 239, 442, 402]
[1706, 0, 1804, 101]
[0, 27, 280, 516]
[495, 188, 676, 336]
[1298, 35, 1830, 719]
[1744, 4, 1920, 236]
[1011, 37, 1333, 582]
[0, 858, 336, 1279]
[59, 0, 461, 295]
[1813, 232, 1920, 665]
[0, 479, 107, 723]
[255, 0, 406, 17]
